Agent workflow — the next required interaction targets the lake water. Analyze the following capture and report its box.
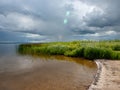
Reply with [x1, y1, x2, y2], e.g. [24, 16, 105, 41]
[0, 44, 97, 90]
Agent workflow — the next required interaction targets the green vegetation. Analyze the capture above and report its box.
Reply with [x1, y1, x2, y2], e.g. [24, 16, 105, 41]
[18, 40, 120, 60]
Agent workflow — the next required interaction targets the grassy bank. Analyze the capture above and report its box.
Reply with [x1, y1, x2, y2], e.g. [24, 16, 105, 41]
[18, 40, 120, 60]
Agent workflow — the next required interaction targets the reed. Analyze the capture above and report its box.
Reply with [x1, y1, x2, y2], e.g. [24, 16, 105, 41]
[18, 40, 120, 60]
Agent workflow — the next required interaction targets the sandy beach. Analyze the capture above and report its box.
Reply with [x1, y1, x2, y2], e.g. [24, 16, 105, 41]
[89, 60, 120, 90]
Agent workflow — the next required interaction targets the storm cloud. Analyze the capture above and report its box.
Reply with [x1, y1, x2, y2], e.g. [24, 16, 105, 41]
[0, 0, 120, 42]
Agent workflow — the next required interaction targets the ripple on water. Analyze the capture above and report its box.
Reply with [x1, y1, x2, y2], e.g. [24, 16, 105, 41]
[0, 44, 97, 90]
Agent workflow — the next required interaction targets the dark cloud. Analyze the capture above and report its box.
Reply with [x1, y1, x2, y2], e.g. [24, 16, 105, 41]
[0, 30, 25, 42]
[71, 27, 95, 34]
[82, 0, 120, 28]
[84, 12, 118, 28]
[0, 0, 120, 41]
[0, 30, 47, 42]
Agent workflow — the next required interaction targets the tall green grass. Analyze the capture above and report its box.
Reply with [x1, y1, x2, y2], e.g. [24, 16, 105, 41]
[18, 40, 120, 60]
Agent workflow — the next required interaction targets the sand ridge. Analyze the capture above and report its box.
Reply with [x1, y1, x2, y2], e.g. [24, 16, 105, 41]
[89, 60, 120, 90]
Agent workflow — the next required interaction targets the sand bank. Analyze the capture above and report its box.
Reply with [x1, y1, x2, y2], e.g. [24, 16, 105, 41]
[89, 60, 120, 90]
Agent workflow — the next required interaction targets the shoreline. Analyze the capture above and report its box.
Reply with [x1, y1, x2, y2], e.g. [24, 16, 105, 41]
[88, 60, 120, 90]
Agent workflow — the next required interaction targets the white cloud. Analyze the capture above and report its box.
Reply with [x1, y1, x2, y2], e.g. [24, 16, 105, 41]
[105, 31, 116, 35]
[85, 30, 117, 37]
[0, 12, 45, 31]
[72, 1, 94, 18]
[25, 33, 44, 38]
[17, 15, 35, 29]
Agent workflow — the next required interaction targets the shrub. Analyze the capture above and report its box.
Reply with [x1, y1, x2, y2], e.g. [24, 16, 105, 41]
[18, 40, 120, 60]
[46, 45, 70, 55]
[64, 47, 84, 57]
[112, 45, 120, 51]
[84, 47, 113, 60]
[112, 52, 120, 59]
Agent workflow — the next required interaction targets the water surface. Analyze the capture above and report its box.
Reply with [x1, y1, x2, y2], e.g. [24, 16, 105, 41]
[0, 44, 97, 90]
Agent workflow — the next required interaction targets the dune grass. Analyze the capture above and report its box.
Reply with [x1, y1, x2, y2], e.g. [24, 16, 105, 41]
[18, 40, 120, 60]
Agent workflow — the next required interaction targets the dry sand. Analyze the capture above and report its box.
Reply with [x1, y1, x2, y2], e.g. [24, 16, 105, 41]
[89, 60, 120, 90]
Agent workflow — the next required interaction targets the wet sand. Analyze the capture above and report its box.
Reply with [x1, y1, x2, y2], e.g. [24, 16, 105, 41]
[89, 60, 120, 90]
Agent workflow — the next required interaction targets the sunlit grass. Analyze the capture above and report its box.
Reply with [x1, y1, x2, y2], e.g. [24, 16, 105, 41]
[18, 40, 120, 60]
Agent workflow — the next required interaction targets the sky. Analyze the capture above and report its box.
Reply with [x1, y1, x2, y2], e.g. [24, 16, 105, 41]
[0, 0, 120, 42]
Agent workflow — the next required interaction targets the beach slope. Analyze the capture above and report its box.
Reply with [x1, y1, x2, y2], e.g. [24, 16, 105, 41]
[89, 60, 120, 90]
